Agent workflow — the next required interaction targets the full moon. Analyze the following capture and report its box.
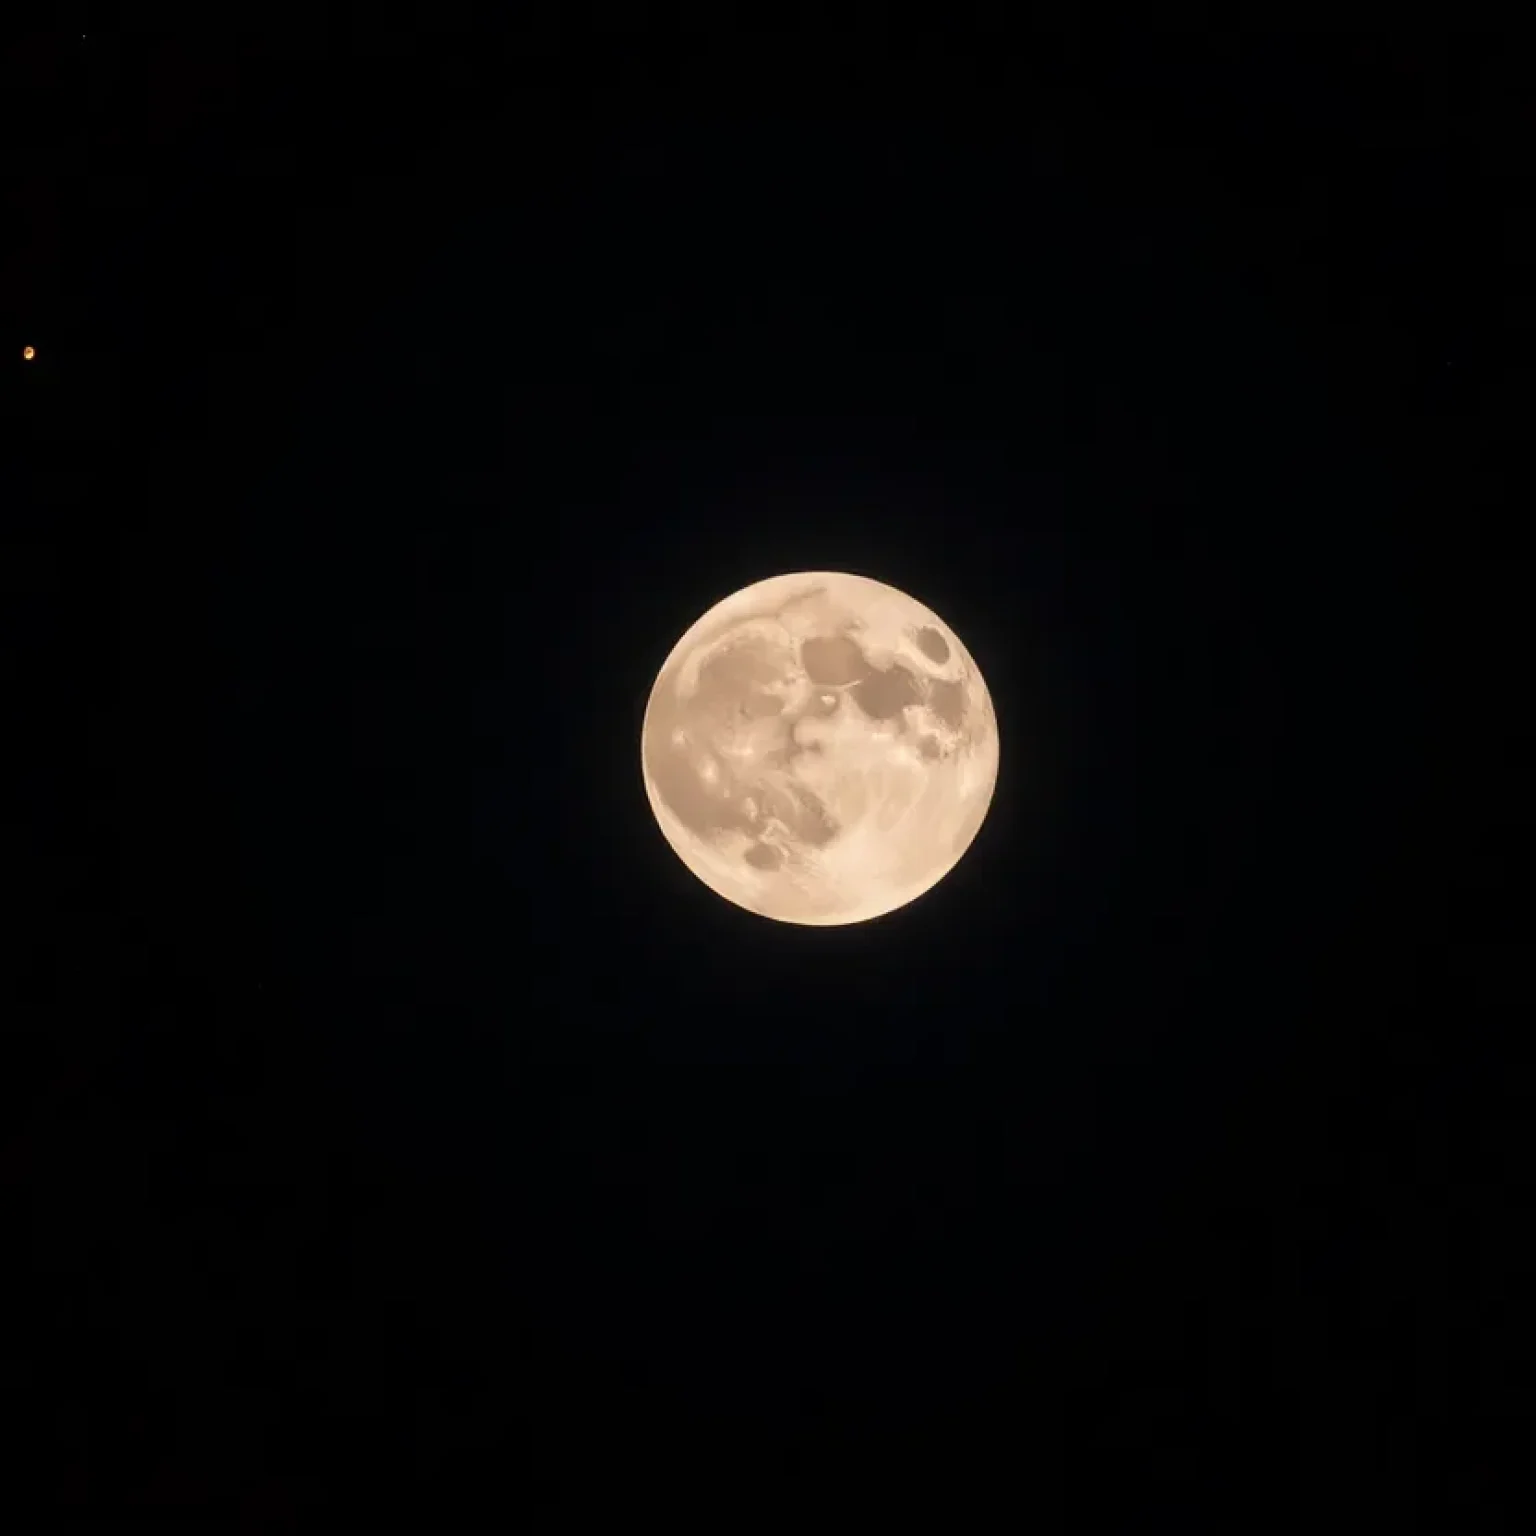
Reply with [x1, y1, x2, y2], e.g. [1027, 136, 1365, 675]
[641, 571, 1000, 925]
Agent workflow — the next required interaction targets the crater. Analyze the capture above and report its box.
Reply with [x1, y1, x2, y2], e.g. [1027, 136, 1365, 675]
[800, 633, 870, 686]
[927, 677, 965, 728]
[914, 626, 950, 664]
[743, 843, 783, 871]
[852, 663, 920, 721]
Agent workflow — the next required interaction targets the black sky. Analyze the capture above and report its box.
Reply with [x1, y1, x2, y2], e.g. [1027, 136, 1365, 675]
[6, 21, 1519, 1518]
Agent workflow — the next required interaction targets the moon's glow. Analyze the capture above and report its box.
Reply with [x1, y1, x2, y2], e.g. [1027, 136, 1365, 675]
[641, 571, 999, 925]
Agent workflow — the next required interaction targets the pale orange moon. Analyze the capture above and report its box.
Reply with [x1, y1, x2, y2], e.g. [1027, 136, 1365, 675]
[641, 571, 1000, 925]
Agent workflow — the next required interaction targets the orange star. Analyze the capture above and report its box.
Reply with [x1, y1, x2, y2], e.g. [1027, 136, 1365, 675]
[22, 346, 35, 361]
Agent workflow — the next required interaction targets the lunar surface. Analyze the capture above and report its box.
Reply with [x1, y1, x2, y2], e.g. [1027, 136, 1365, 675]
[641, 571, 999, 925]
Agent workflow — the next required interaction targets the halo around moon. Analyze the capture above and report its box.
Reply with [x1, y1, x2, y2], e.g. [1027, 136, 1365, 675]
[640, 571, 999, 925]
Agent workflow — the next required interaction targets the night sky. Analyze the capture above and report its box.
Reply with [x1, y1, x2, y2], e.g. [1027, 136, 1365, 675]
[8, 21, 1518, 1517]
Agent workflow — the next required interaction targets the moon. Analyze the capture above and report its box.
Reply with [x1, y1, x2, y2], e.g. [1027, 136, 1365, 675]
[641, 571, 1000, 925]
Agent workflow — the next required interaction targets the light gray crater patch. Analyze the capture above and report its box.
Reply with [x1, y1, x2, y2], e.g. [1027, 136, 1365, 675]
[914, 625, 950, 664]
[800, 632, 871, 686]
[852, 662, 921, 722]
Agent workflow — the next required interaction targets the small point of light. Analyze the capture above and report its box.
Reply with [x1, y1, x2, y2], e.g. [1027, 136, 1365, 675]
[22, 346, 35, 361]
